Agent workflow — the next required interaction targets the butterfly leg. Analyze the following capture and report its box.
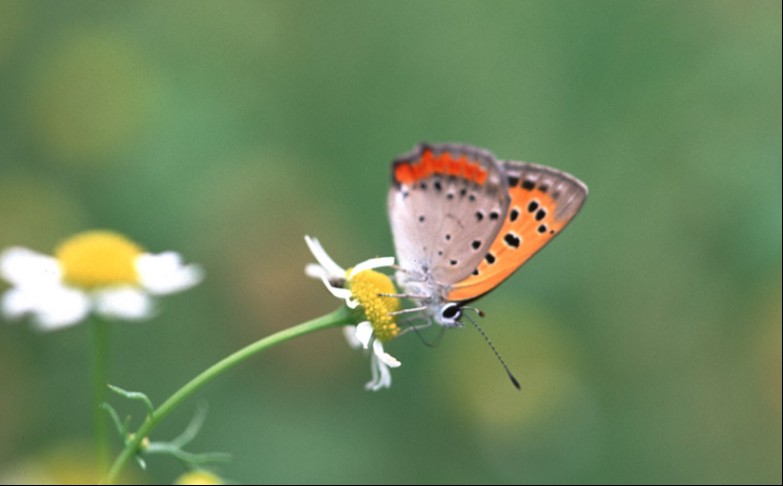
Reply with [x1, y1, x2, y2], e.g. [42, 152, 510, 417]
[390, 264, 429, 282]
[377, 292, 430, 300]
[391, 264, 424, 277]
[398, 317, 445, 347]
[401, 322, 435, 335]
[388, 306, 428, 317]
[397, 315, 434, 335]
[387, 306, 433, 335]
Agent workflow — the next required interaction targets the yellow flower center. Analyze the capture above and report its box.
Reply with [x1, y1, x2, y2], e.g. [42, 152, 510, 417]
[347, 269, 400, 342]
[55, 230, 144, 288]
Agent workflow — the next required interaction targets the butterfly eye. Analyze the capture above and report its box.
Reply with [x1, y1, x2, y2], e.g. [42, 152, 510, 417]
[439, 303, 462, 323]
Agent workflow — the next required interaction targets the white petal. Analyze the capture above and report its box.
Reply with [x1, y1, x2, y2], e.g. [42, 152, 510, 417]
[342, 325, 362, 349]
[136, 252, 203, 295]
[304, 263, 327, 280]
[320, 276, 353, 301]
[2, 288, 32, 318]
[376, 357, 393, 389]
[365, 353, 393, 391]
[0, 247, 62, 288]
[311, 268, 354, 303]
[2, 284, 90, 331]
[94, 287, 153, 320]
[347, 256, 395, 278]
[344, 296, 360, 309]
[355, 321, 374, 349]
[309, 262, 357, 305]
[34, 287, 92, 330]
[373, 340, 401, 368]
[366, 353, 381, 391]
[304, 236, 345, 279]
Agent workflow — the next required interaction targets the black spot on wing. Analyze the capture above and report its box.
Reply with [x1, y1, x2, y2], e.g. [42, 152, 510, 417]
[503, 233, 521, 248]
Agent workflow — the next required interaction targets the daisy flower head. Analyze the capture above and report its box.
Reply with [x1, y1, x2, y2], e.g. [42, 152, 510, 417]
[1, 230, 203, 331]
[304, 236, 402, 390]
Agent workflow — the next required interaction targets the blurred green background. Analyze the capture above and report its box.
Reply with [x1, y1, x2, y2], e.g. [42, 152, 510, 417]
[1, 1, 780, 483]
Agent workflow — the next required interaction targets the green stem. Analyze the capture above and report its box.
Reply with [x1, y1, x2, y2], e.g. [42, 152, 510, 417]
[92, 316, 110, 474]
[103, 306, 354, 484]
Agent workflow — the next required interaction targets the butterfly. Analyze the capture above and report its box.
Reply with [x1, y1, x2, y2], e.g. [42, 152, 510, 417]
[386, 143, 587, 383]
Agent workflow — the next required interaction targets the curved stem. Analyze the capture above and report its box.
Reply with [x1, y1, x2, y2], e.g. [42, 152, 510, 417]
[92, 316, 110, 473]
[103, 306, 354, 484]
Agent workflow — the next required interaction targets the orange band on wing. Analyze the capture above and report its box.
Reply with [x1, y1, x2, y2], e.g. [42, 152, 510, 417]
[474, 167, 488, 185]
[462, 162, 477, 181]
[430, 151, 446, 173]
[394, 151, 489, 186]
[394, 163, 415, 184]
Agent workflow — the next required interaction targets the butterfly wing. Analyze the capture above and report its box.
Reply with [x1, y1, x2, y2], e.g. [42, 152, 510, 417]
[446, 161, 588, 302]
[387, 143, 509, 290]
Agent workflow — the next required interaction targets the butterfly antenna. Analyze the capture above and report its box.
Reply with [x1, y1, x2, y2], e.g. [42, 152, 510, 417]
[461, 312, 521, 390]
[462, 306, 486, 318]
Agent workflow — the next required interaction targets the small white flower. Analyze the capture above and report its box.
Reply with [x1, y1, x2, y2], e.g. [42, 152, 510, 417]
[305, 235, 401, 390]
[1, 231, 203, 331]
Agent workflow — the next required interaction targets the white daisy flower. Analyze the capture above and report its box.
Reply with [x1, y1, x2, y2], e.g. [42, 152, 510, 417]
[1, 230, 203, 331]
[304, 235, 401, 390]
